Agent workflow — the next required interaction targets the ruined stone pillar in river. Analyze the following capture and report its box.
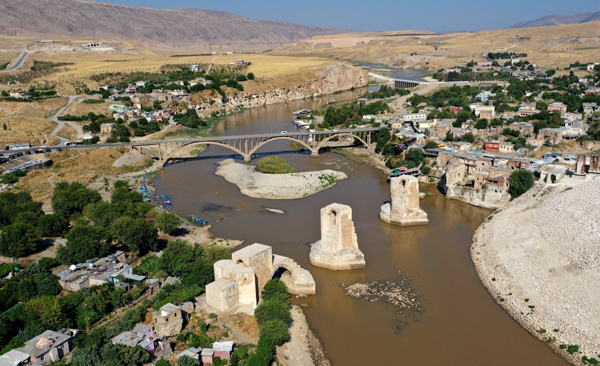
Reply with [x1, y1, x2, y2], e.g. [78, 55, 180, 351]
[380, 176, 429, 226]
[310, 203, 366, 270]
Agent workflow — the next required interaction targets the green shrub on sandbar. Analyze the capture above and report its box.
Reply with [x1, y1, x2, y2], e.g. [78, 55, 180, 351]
[255, 156, 297, 174]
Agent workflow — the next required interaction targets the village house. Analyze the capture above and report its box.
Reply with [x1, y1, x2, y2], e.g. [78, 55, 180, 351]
[526, 137, 544, 147]
[539, 126, 586, 144]
[190, 64, 201, 72]
[16, 329, 76, 365]
[425, 121, 451, 139]
[152, 303, 193, 337]
[484, 140, 501, 152]
[125, 87, 137, 93]
[582, 102, 598, 115]
[399, 113, 427, 122]
[57, 251, 144, 291]
[499, 142, 515, 154]
[100, 123, 116, 135]
[507, 158, 531, 170]
[473, 105, 495, 120]
[547, 102, 567, 113]
[451, 141, 471, 151]
[9, 90, 26, 99]
[519, 102, 537, 110]
[236, 59, 245, 66]
[176, 348, 201, 360]
[135, 81, 147, 88]
[131, 95, 153, 105]
[112, 324, 157, 354]
[508, 122, 534, 136]
[476, 61, 493, 67]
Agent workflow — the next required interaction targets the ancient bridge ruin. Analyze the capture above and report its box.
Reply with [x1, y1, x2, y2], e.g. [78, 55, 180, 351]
[206, 244, 315, 314]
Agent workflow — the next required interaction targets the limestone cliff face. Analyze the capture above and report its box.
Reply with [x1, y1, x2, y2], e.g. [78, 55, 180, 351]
[193, 65, 368, 117]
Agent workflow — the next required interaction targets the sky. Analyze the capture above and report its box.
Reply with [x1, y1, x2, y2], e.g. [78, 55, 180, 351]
[96, 0, 599, 32]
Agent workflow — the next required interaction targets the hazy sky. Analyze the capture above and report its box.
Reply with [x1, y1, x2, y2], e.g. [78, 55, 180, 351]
[96, 0, 599, 32]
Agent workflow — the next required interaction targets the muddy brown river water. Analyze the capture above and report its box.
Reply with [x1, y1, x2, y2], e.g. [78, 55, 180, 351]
[153, 90, 568, 365]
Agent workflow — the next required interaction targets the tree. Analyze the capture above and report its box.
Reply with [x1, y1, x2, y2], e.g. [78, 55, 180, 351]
[461, 133, 475, 143]
[474, 118, 488, 130]
[52, 182, 101, 218]
[2, 123, 6, 130]
[247, 72, 255, 80]
[25, 296, 63, 329]
[156, 213, 180, 235]
[37, 214, 68, 237]
[57, 225, 111, 264]
[111, 217, 157, 253]
[259, 319, 290, 346]
[247, 338, 274, 366]
[0, 223, 41, 257]
[376, 127, 391, 153]
[444, 132, 454, 142]
[454, 110, 474, 127]
[255, 300, 292, 326]
[508, 170, 534, 198]
[424, 141, 438, 149]
[177, 355, 201, 366]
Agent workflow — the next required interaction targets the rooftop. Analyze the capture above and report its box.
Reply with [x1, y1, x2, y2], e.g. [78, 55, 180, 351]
[18, 330, 71, 359]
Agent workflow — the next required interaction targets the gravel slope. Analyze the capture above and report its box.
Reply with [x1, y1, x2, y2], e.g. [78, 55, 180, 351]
[472, 177, 600, 365]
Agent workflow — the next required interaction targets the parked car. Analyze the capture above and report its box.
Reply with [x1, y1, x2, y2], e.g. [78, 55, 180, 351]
[279, 131, 288, 135]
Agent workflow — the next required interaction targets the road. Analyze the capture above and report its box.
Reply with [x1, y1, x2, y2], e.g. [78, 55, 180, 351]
[0, 51, 29, 73]
[49, 96, 83, 146]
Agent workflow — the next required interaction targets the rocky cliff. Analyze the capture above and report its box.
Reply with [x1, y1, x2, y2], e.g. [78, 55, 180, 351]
[192, 65, 368, 118]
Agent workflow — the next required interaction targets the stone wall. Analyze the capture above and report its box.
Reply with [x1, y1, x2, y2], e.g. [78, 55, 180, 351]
[192, 65, 368, 118]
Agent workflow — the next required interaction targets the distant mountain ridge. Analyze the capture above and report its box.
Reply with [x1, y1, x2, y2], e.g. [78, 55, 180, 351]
[510, 11, 600, 28]
[0, 0, 350, 45]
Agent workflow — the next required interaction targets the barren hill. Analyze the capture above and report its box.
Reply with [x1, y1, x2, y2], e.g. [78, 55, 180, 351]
[510, 11, 600, 28]
[0, 0, 349, 45]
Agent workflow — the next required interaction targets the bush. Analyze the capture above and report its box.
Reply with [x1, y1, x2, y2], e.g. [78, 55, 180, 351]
[255, 156, 297, 174]
[424, 141, 438, 149]
[259, 319, 290, 346]
[255, 300, 292, 326]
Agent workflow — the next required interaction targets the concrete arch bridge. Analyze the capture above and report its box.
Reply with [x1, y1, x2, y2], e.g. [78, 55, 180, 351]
[144, 127, 380, 164]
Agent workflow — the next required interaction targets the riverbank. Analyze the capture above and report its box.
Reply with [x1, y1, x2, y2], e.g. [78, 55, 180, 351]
[215, 158, 347, 199]
[276, 305, 331, 366]
[472, 177, 600, 365]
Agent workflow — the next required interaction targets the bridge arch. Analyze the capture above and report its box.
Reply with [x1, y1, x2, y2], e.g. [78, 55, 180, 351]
[248, 136, 315, 156]
[315, 133, 371, 151]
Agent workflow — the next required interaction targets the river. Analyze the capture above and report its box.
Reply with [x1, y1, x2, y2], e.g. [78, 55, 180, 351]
[152, 89, 567, 366]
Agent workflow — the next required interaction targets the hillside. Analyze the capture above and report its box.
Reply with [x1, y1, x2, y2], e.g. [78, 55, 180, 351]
[276, 21, 600, 70]
[0, 0, 348, 45]
[510, 11, 600, 28]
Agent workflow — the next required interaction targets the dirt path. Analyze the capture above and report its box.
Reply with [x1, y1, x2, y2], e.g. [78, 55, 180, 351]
[50, 95, 83, 145]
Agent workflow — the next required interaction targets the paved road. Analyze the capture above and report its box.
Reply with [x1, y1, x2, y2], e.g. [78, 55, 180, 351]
[0, 51, 29, 73]
[49, 96, 83, 146]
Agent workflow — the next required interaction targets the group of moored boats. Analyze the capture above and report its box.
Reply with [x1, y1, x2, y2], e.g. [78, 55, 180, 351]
[139, 173, 209, 227]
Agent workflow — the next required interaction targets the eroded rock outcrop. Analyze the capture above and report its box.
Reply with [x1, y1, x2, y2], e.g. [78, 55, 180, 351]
[193, 65, 368, 118]
[310, 203, 365, 270]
